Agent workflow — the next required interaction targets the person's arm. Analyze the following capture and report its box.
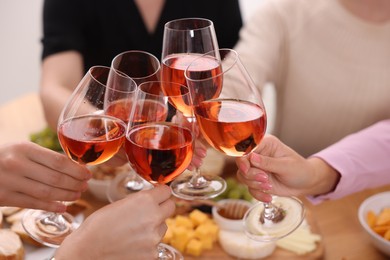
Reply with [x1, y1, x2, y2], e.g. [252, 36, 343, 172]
[40, 51, 84, 129]
[0, 142, 90, 211]
[236, 134, 340, 203]
[39, 0, 86, 129]
[236, 120, 390, 203]
[55, 185, 175, 260]
[308, 119, 390, 203]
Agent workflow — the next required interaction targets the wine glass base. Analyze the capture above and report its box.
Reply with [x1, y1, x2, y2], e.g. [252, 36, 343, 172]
[158, 243, 183, 260]
[170, 173, 226, 200]
[106, 172, 153, 203]
[244, 196, 305, 242]
[22, 209, 81, 247]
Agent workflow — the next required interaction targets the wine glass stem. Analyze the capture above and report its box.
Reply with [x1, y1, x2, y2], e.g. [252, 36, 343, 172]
[261, 202, 285, 224]
[39, 213, 69, 234]
[188, 167, 209, 189]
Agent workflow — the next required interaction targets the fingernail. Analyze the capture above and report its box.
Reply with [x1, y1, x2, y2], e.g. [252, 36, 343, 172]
[238, 164, 248, 173]
[254, 173, 268, 182]
[262, 183, 272, 190]
[250, 153, 261, 163]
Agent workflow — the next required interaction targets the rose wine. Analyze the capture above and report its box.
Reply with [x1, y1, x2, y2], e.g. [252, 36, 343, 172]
[125, 123, 193, 184]
[194, 99, 266, 157]
[161, 53, 222, 116]
[106, 99, 168, 124]
[58, 115, 126, 165]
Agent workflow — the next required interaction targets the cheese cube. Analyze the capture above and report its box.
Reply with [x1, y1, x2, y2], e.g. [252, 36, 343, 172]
[185, 238, 203, 256]
[171, 226, 194, 252]
[175, 215, 194, 229]
[189, 209, 208, 226]
[162, 227, 173, 244]
[200, 236, 214, 250]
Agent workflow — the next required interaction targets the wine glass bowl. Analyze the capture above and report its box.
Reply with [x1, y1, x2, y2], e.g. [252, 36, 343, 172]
[125, 81, 194, 185]
[124, 80, 193, 259]
[161, 17, 226, 200]
[106, 50, 161, 202]
[185, 48, 305, 242]
[111, 50, 160, 85]
[22, 66, 127, 247]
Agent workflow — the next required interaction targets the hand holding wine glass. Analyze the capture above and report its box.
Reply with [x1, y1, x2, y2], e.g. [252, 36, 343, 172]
[185, 49, 305, 242]
[22, 66, 127, 247]
[124, 80, 195, 259]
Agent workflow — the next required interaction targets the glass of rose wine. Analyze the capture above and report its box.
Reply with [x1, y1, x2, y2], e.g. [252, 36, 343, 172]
[185, 49, 305, 242]
[106, 50, 160, 202]
[22, 66, 127, 247]
[161, 17, 226, 200]
[125, 81, 194, 260]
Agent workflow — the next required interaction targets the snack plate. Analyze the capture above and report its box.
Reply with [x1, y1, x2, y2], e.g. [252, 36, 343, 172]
[23, 214, 84, 260]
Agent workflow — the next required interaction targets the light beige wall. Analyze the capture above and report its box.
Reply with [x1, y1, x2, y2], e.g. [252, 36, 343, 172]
[0, 0, 43, 105]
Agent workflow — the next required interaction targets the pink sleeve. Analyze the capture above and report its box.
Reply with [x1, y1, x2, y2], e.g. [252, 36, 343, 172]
[307, 119, 390, 204]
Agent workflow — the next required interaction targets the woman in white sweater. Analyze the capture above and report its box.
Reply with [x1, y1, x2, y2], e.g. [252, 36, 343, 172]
[234, 0, 390, 157]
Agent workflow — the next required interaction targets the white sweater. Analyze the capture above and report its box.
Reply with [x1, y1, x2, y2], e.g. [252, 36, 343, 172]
[234, 0, 390, 157]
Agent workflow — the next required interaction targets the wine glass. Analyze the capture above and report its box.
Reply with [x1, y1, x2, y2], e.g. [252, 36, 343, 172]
[125, 81, 194, 260]
[185, 48, 305, 242]
[22, 66, 127, 247]
[106, 50, 160, 202]
[161, 17, 226, 200]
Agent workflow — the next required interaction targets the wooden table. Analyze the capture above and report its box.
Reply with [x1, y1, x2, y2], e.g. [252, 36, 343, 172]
[1, 93, 389, 259]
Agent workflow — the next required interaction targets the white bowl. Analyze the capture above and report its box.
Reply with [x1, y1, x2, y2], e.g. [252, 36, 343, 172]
[88, 177, 110, 202]
[358, 191, 390, 256]
[211, 199, 253, 232]
[87, 164, 132, 202]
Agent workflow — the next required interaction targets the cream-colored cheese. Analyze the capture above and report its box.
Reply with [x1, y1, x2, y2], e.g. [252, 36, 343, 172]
[0, 229, 23, 256]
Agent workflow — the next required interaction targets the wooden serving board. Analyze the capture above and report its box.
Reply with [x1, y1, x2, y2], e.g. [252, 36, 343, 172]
[80, 190, 324, 260]
[185, 210, 324, 260]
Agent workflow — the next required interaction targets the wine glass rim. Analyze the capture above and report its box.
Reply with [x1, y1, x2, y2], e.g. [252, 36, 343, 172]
[89, 65, 137, 94]
[164, 17, 214, 31]
[111, 50, 161, 82]
[88, 65, 112, 87]
[184, 48, 239, 82]
[138, 81, 190, 97]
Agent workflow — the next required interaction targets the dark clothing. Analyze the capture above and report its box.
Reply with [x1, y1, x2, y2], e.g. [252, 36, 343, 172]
[42, 0, 243, 72]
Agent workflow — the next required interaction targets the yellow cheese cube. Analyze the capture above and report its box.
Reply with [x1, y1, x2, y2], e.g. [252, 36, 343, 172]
[165, 218, 176, 229]
[200, 237, 214, 250]
[171, 226, 194, 252]
[175, 215, 194, 229]
[185, 238, 203, 256]
[189, 209, 209, 226]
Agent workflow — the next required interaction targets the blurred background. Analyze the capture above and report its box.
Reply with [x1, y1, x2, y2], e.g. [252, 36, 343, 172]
[0, 0, 263, 105]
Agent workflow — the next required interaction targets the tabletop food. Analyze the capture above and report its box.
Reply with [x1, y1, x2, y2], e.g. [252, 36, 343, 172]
[358, 191, 390, 257]
[29, 126, 62, 151]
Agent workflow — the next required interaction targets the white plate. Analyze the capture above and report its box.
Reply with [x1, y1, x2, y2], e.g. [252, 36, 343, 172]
[24, 214, 84, 260]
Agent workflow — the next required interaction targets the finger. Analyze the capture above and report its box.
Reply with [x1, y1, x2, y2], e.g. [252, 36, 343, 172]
[146, 185, 172, 204]
[158, 198, 176, 219]
[236, 171, 271, 191]
[27, 145, 91, 181]
[17, 161, 89, 192]
[236, 156, 251, 174]
[157, 222, 168, 239]
[248, 188, 273, 203]
[2, 192, 66, 212]
[249, 151, 293, 175]
[6, 173, 83, 202]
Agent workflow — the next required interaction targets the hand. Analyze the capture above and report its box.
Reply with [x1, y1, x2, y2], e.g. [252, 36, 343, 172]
[188, 139, 207, 171]
[235, 135, 317, 202]
[0, 142, 91, 212]
[56, 185, 175, 260]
